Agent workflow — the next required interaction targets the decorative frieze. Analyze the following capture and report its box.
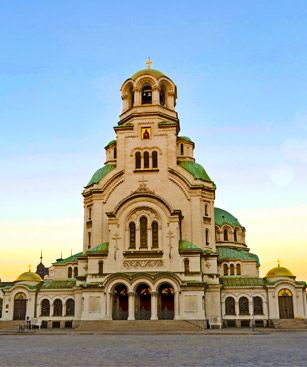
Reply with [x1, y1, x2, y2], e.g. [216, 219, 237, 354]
[123, 259, 163, 268]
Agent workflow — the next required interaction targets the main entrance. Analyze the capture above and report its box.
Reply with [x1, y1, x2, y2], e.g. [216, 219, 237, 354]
[112, 284, 128, 320]
[13, 292, 27, 320]
[278, 289, 294, 319]
[135, 283, 151, 320]
[158, 283, 174, 320]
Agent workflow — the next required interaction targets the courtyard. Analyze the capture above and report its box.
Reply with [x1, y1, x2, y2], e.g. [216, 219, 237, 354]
[0, 332, 307, 366]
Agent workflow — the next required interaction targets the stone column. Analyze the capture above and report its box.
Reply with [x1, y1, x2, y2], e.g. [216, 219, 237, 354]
[152, 86, 159, 105]
[174, 291, 180, 320]
[128, 292, 135, 320]
[107, 292, 112, 320]
[151, 292, 158, 320]
[134, 88, 141, 106]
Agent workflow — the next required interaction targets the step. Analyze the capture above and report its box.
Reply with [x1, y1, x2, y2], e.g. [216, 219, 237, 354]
[0, 321, 25, 330]
[272, 319, 307, 329]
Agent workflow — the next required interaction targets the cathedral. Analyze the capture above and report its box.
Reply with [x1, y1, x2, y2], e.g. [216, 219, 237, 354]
[1, 64, 306, 329]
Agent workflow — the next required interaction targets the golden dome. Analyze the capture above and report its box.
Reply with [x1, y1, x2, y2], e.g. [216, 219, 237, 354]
[265, 263, 295, 279]
[16, 271, 43, 282]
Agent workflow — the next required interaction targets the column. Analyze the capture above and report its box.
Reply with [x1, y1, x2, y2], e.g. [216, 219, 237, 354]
[151, 292, 158, 320]
[107, 292, 112, 320]
[174, 291, 180, 320]
[128, 292, 135, 320]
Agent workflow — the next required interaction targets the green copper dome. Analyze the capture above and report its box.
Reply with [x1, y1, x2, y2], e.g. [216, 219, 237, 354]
[214, 208, 244, 228]
[85, 164, 116, 188]
[179, 161, 212, 182]
[130, 69, 166, 80]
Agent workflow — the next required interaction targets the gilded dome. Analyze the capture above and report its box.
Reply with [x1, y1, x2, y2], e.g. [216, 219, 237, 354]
[16, 271, 43, 282]
[265, 264, 295, 279]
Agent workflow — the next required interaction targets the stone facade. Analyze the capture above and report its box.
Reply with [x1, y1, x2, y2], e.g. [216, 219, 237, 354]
[1, 67, 306, 328]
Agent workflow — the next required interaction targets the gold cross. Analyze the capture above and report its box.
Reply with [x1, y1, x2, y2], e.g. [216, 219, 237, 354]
[28, 264, 32, 272]
[277, 259, 280, 267]
[146, 57, 152, 70]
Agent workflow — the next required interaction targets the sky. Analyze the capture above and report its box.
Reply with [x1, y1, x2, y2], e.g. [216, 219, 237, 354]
[0, 1, 307, 281]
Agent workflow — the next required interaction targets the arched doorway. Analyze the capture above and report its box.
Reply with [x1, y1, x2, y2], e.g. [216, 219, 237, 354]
[278, 289, 294, 319]
[158, 283, 174, 320]
[13, 292, 27, 320]
[112, 284, 128, 320]
[135, 284, 151, 320]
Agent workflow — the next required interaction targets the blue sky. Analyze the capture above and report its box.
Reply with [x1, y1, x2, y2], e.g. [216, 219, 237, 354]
[1, 1, 307, 280]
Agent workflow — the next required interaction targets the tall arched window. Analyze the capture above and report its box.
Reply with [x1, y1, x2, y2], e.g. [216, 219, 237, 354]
[160, 85, 165, 106]
[152, 221, 159, 248]
[144, 151, 150, 168]
[234, 228, 238, 242]
[184, 258, 190, 274]
[152, 151, 158, 168]
[230, 264, 235, 276]
[41, 299, 50, 316]
[114, 147, 117, 159]
[129, 222, 136, 249]
[98, 261, 104, 275]
[205, 204, 208, 216]
[236, 264, 241, 276]
[135, 152, 141, 169]
[140, 216, 148, 248]
[129, 86, 134, 108]
[66, 299, 75, 316]
[205, 229, 209, 245]
[68, 267, 72, 278]
[180, 143, 184, 155]
[253, 297, 263, 315]
[53, 299, 63, 316]
[223, 264, 228, 276]
[225, 297, 235, 315]
[223, 229, 228, 241]
[239, 297, 249, 315]
[73, 267, 78, 278]
[142, 85, 152, 104]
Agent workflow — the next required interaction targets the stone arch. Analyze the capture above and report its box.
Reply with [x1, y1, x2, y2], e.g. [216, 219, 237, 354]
[112, 283, 129, 320]
[134, 76, 159, 92]
[134, 282, 152, 320]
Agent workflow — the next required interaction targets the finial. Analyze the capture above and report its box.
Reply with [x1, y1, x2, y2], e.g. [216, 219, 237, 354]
[40, 250, 43, 263]
[146, 57, 152, 70]
[277, 259, 280, 268]
[60, 250, 63, 260]
[28, 264, 32, 272]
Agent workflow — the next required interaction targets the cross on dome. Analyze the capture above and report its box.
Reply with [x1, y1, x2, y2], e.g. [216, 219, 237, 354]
[146, 57, 152, 70]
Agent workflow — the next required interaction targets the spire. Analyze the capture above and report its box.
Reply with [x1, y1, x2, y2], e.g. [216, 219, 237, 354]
[28, 264, 32, 272]
[40, 250, 43, 263]
[146, 57, 152, 70]
[277, 259, 280, 268]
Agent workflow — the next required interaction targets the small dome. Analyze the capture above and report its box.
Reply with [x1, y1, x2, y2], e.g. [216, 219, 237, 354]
[215, 208, 244, 228]
[265, 264, 295, 279]
[16, 271, 43, 282]
[130, 69, 166, 80]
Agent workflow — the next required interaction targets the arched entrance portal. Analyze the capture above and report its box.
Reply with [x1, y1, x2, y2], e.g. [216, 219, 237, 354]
[13, 292, 27, 320]
[278, 289, 294, 319]
[158, 283, 174, 320]
[112, 284, 128, 320]
[135, 284, 151, 320]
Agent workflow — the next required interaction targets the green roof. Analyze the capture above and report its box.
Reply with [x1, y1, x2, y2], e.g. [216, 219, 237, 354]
[131, 69, 165, 80]
[179, 161, 212, 182]
[217, 247, 260, 266]
[178, 136, 193, 143]
[53, 252, 83, 265]
[41, 280, 76, 289]
[215, 208, 244, 228]
[86, 242, 109, 255]
[105, 139, 116, 148]
[220, 277, 266, 287]
[159, 121, 177, 125]
[86, 164, 116, 187]
[179, 240, 201, 252]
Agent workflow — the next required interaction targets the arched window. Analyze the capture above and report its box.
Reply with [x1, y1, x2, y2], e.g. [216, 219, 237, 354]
[66, 299, 75, 316]
[239, 297, 249, 315]
[129, 86, 134, 108]
[253, 297, 263, 315]
[140, 216, 148, 248]
[68, 267, 72, 278]
[184, 258, 190, 274]
[144, 151, 150, 168]
[152, 151, 158, 168]
[205, 229, 209, 245]
[225, 297, 235, 315]
[205, 204, 208, 216]
[98, 261, 104, 275]
[236, 264, 241, 276]
[53, 299, 63, 316]
[73, 267, 78, 278]
[114, 147, 117, 159]
[223, 229, 228, 241]
[135, 152, 141, 169]
[223, 264, 228, 276]
[152, 221, 159, 248]
[180, 143, 184, 155]
[160, 85, 165, 106]
[142, 85, 152, 104]
[88, 232, 91, 247]
[230, 264, 235, 276]
[88, 207, 92, 220]
[129, 222, 136, 249]
[41, 299, 50, 316]
[234, 228, 238, 242]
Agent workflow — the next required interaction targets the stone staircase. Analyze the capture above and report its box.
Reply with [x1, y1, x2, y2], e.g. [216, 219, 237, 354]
[272, 319, 307, 329]
[0, 321, 24, 331]
[75, 320, 207, 334]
